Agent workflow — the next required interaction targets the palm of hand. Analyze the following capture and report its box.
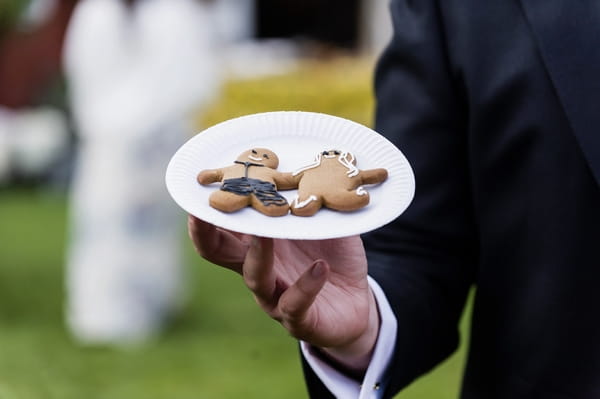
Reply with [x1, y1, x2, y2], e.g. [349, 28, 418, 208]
[188, 216, 374, 352]
[268, 237, 370, 347]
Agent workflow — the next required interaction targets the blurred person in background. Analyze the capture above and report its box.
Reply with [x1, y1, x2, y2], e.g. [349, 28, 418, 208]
[63, 0, 220, 344]
[0, 0, 75, 187]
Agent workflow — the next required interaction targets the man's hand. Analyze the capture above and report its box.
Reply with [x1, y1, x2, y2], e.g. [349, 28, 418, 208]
[188, 215, 380, 375]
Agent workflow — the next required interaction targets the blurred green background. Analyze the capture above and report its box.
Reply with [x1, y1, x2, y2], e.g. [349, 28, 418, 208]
[0, 58, 471, 398]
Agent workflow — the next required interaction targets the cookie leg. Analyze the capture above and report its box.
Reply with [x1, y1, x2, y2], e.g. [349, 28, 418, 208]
[324, 188, 370, 212]
[251, 195, 290, 217]
[290, 194, 323, 217]
[209, 190, 250, 213]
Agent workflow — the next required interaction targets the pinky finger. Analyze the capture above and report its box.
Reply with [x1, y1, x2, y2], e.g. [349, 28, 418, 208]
[187, 215, 247, 273]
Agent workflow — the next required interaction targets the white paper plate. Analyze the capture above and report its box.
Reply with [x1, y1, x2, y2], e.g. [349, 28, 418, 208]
[166, 111, 415, 240]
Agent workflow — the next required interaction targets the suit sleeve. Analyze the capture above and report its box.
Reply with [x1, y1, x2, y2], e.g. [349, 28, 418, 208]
[366, 0, 476, 396]
[300, 0, 476, 397]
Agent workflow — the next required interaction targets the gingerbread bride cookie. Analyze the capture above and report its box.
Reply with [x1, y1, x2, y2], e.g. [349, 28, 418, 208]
[197, 148, 297, 216]
[290, 150, 388, 216]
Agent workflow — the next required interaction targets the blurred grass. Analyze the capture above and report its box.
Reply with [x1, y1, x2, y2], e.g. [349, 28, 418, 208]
[0, 188, 307, 399]
[0, 57, 470, 398]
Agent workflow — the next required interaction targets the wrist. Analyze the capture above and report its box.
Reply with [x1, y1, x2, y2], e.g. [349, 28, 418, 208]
[318, 288, 380, 378]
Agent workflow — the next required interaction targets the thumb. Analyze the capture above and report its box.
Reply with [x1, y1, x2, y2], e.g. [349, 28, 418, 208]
[277, 260, 329, 331]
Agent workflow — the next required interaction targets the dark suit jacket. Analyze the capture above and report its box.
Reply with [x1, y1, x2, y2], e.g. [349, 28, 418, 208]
[303, 0, 600, 397]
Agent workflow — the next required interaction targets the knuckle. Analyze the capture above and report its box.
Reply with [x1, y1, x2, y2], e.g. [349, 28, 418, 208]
[245, 273, 270, 298]
[279, 297, 301, 320]
[266, 308, 282, 322]
[243, 274, 260, 293]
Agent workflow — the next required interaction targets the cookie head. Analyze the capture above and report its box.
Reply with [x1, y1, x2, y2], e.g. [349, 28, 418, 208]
[236, 148, 279, 169]
[320, 150, 359, 178]
[321, 149, 342, 159]
[317, 150, 358, 172]
[320, 150, 356, 165]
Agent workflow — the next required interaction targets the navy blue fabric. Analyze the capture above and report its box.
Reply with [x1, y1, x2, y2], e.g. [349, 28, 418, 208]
[520, 0, 600, 185]
[302, 1, 600, 398]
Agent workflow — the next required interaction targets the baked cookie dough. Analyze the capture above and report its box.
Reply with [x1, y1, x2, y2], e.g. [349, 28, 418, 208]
[197, 148, 297, 216]
[290, 150, 388, 216]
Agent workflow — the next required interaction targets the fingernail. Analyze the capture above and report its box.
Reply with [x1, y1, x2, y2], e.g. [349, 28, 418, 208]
[311, 261, 325, 278]
[251, 236, 260, 248]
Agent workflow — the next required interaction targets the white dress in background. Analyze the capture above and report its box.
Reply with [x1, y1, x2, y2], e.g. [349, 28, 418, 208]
[63, 0, 220, 344]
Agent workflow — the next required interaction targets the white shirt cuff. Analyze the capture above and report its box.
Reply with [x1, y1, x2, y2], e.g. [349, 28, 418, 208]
[300, 275, 398, 398]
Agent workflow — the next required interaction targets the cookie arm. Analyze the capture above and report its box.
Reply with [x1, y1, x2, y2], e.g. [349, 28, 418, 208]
[360, 168, 388, 185]
[197, 169, 224, 185]
[273, 172, 301, 190]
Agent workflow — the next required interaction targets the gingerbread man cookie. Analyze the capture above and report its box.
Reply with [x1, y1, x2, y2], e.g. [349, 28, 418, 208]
[290, 150, 388, 216]
[197, 148, 297, 216]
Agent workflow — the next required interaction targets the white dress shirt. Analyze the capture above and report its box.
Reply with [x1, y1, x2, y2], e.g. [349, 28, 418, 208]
[301, 276, 398, 398]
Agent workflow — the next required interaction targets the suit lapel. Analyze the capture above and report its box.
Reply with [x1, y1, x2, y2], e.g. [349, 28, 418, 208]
[519, 0, 600, 185]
